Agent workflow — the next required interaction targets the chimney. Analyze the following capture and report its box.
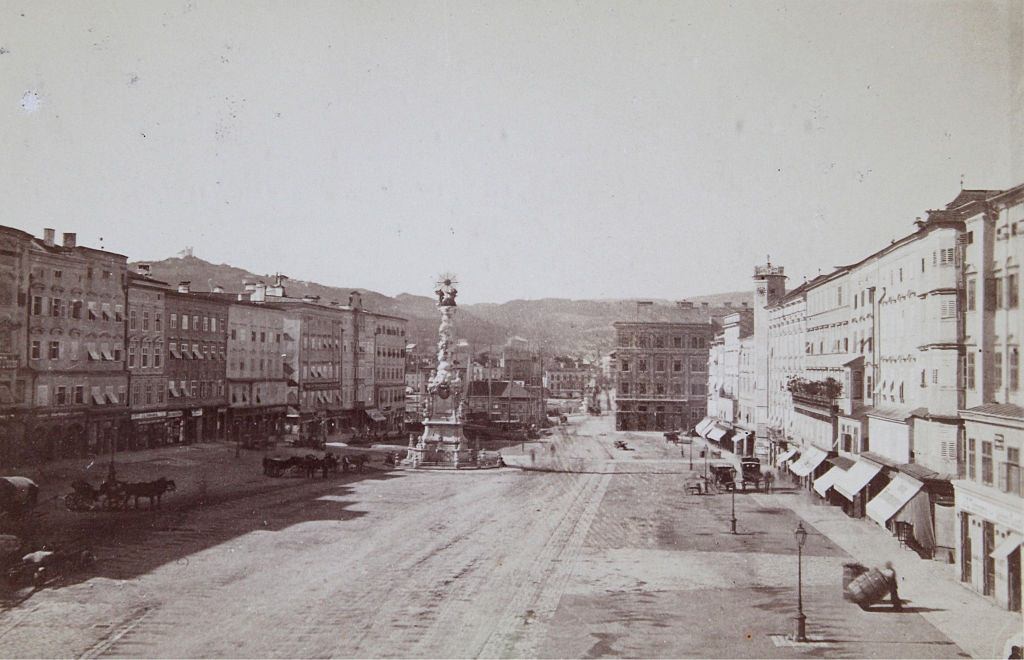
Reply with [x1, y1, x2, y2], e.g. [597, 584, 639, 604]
[212, 284, 224, 293]
[62, 232, 76, 248]
[42, 228, 55, 247]
[135, 264, 152, 277]
[251, 282, 267, 303]
[178, 281, 191, 294]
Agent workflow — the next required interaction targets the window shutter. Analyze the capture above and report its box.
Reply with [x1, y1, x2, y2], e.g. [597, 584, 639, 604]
[998, 462, 1008, 492]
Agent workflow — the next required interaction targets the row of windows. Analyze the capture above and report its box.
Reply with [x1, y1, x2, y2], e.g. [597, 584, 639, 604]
[375, 324, 405, 337]
[30, 340, 121, 362]
[35, 383, 124, 407]
[32, 296, 123, 323]
[231, 328, 281, 343]
[168, 379, 225, 399]
[618, 334, 707, 349]
[375, 367, 404, 381]
[376, 347, 406, 358]
[966, 440, 1021, 495]
[619, 382, 706, 396]
[128, 309, 162, 331]
[620, 358, 706, 373]
[965, 274, 1020, 311]
[304, 335, 340, 350]
[169, 312, 224, 334]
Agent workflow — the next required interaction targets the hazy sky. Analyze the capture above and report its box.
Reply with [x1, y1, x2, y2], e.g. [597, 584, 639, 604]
[1, 1, 1020, 304]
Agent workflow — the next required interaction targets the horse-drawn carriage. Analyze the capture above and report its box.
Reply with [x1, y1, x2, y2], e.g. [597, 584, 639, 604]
[262, 452, 354, 478]
[64, 477, 176, 511]
[708, 464, 737, 491]
[739, 458, 763, 491]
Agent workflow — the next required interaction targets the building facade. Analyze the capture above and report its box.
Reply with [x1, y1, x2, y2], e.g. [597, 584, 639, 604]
[955, 184, 1023, 611]
[614, 304, 714, 432]
[164, 283, 229, 443]
[226, 300, 288, 446]
[373, 314, 408, 432]
[126, 268, 172, 449]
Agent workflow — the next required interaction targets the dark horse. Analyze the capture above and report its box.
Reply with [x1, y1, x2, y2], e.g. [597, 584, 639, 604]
[123, 478, 177, 509]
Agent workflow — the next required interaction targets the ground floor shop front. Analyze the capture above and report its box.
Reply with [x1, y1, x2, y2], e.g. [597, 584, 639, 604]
[615, 400, 693, 432]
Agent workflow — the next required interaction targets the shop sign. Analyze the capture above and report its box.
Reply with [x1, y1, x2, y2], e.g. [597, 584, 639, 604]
[958, 490, 1023, 530]
[166, 410, 183, 418]
[0, 355, 18, 370]
[191, 409, 203, 417]
[131, 411, 167, 421]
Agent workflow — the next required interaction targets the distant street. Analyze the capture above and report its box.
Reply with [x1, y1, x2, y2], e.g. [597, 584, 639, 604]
[0, 416, 1000, 658]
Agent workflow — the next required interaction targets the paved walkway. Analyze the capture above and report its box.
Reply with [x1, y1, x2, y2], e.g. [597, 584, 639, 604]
[753, 489, 1023, 659]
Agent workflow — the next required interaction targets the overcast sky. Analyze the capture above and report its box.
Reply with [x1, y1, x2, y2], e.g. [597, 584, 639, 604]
[1, 1, 1020, 304]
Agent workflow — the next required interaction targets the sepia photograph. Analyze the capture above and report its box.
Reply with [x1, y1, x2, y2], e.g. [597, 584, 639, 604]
[0, 1, 1021, 657]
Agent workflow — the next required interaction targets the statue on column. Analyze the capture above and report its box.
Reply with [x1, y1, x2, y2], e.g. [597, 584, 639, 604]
[435, 276, 458, 307]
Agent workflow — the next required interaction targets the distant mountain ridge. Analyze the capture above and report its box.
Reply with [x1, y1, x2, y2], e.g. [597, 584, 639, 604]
[132, 256, 752, 358]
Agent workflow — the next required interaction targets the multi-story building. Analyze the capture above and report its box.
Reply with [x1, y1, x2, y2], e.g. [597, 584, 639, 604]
[751, 263, 788, 456]
[766, 280, 808, 456]
[126, 266, 172, 449]
[501, 337, 542, 386]
[226, 299, 288, 446]
[25, 229, 130, 462]
[613, 303, 714, 432]
[544, 357, 592, 399]
[955, 184, 1023, 611]
[465, 380, 539, 426]
[0, 226, 34, 467]
[373, 314, 408, 432]
[164, 282, 229, 443]
[705, 311, 754, 453]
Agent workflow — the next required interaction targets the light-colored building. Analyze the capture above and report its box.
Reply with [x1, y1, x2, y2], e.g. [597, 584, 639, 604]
[126, 267, 172, 449]
[954, 184, 1023, 612]
[226, 300, 288, 446]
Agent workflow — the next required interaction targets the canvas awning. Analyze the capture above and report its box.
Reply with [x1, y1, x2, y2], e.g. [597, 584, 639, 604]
[695, 417, 715, 437]
[990, 532, 1023, 560]
[776, 447, 799, 467]
[286, 406, 301, 418]
[813, 465, 847, 497]
[101, 350, 115, 361]
[790, 447, 828, 477]
[365, 408, 387, 422]
[105, 391, 119, 405]
[168, 382, 179, 397]
[91, 393, 105, 405]
[169, 346, 181, 359]
[867, 473, 923, 525]
[193, 348, 204, 360]
[87, 350, 102, 361]
[707, 424, 731, 443]
[835, 458, 883, 501]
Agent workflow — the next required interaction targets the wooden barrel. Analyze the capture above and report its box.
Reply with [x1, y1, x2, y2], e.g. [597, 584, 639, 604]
[845, 568, 889, 605]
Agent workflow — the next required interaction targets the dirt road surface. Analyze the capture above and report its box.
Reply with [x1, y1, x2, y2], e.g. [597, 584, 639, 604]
[0, 416, 980, 658]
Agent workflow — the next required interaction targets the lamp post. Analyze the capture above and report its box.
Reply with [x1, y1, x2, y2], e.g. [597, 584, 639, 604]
[793, 521, 808, 642]
[730, 475, 737, 534]
[688, 437, 693, 470]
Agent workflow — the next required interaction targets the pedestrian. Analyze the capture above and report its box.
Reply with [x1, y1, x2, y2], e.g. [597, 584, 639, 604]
[879, 561, 902, 611]
[530, 449, 536, 465]
[763, 470, 774, 494]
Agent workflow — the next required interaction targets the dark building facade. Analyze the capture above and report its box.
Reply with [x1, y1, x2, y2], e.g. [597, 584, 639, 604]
[164, 283, 229, 443]
[126, 267, 173, 449]
[613, 305, 716, 432]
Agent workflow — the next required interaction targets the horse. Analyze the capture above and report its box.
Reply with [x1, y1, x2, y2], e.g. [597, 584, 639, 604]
[322, 453, 339, 478]
[263, 456, 302, 477]
[0, 476, 39, 517]
[342, 454, 368, 473]
[123, 478, 177, 509]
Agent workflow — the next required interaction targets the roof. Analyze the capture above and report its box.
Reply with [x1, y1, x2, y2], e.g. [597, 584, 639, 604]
[465, 381, 533, 399]
[898, 462, 955, 483]
[962, 403, 1024, 421]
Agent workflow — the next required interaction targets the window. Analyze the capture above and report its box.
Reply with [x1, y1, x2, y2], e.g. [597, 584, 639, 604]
[968, 438, 976, 480]
[154, 314, 162, 330]
[115, 304, 124, 322]
[55, 386, 66, 405]
[192, 315, 199, 330]
[690, 358, 705, 371]
[48, 341, 59, 360]
[933, 369, 939, 385]
[965, 352, 976, 389]
[181, 314, 189, 330]
[637, 383, 647, 395]
[87, 301, 97, 321]
[51, 298, 62, 317]
[71, 300, 82, 319]
[655, 359, 665, 372]
[30, 340, 40, 360]
[231, 328, 237, 340]
[655, 384, 665, 395]
[142, 311, 150, 330]
[203, 316, 209, 332]
[211, 317, 217, 332]
[1011, 349, 1020, 391]
[939, 248, 955, 265]
[995, 277, 1005, 310]
[128, 344, 136, 368]
[141, 343, 149, 368]
[191, 380, 197, 397]
[638, 360, 647, 372]
[620, 382, 630, 395]
[673, 337, 682, 348]
[995, 351, 1003, 389]
[981, 440, 993, 485]
[941, 298, 956, 318]
[966, 279, 976, 311]
[673, 360, 682, 372]
[36, 385, 48, 406]
[129, 310, 137, 330]
[1000, 447, 1021, 495]
[1009, 273, 1019, 309]
[101, 303, 111, 321]
[154, 342, 163, 368]
[690, 383, 706, 395]
[620, 360, 630, 372]
[170, 313, 178, 329]
[31, 296, 43, 316]
[251, 330, 257, 342]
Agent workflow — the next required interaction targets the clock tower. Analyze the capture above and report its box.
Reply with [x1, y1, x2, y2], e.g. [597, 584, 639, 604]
[752, 260, 786, 457]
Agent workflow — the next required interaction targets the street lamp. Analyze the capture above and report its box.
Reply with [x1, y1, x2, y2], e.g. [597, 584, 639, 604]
[793, 521, 808, 642]
[730, 475, 737, 534]
[688, 436, 693, 470]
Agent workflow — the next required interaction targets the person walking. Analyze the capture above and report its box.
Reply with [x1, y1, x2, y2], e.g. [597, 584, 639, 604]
[880, 561, 902, 611]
